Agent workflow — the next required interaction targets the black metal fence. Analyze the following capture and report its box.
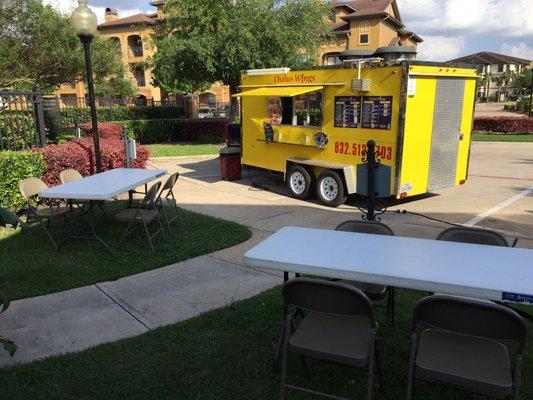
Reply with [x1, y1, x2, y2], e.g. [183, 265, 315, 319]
[0, 90, 47, 151]
[43, 96, 187, 131]
[46, 96, 184, 109]
[0, 93, 227, 151]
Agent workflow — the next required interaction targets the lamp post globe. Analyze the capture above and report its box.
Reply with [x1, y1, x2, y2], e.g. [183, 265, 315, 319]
[71, 0, 102, 173]
[71, 0, 98, 37]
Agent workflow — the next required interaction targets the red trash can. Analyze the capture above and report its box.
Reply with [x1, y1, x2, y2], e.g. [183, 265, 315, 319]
[219, 147, 241, 181]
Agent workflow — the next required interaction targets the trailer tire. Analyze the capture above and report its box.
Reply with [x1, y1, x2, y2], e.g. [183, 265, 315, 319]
[286, 165, 313, 200]
[316, 170, 347, 207]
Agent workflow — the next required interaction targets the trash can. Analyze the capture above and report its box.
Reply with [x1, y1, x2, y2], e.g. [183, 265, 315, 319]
[219, 146, 241, 181]
[226, 123, 241, 147]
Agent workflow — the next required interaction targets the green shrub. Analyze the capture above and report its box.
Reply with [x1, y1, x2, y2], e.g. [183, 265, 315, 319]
[120, 119, 179, 143]
[503, 102, 516, 111]
[0, 113, 40, 150]
[517, 97, 532, 114]
[119, 118, 228, 144]
[0, 151, 46, 211]
[59, 105, 185, 127]
[43, 108, 61, 143]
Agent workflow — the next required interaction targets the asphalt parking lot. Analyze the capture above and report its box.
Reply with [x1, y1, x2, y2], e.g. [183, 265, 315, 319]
[150, 142, 533, 249]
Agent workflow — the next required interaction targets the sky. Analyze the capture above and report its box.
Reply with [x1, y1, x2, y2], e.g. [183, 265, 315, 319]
[45, 0, 533, 62]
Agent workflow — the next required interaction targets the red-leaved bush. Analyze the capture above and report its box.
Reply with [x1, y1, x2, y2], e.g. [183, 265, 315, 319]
[78, 122, 124, 139]
[473, 117, 533, 134]
[37, 137, 149, 186]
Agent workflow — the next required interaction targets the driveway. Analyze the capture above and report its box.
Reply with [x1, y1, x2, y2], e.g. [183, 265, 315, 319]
[475, 102, 528, 118]
[150, 142, 533, 249]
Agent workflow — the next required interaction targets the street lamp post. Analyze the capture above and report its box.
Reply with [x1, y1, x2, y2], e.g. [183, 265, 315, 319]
[527, 61, 533, 118]
[71, 0, 102, 173]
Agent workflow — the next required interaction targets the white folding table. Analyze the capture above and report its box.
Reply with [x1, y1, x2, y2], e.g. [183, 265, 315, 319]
[245, 226, 533, 369]
[244, 226, 533, 304]
[39, 168, 166, 252]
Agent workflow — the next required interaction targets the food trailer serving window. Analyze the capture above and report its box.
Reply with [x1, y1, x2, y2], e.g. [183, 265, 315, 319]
[235, 86, 323, 127]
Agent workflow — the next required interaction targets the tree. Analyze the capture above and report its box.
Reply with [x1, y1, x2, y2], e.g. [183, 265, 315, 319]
[152, 0, 332, 119]
[499, 70, 516, 102]
[512, 68, 532, 95]
[0, 0, 133, 97]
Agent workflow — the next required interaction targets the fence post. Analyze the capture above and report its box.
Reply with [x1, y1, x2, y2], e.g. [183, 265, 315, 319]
[32, 87, 47, 147]
[54, 96, 62, 129]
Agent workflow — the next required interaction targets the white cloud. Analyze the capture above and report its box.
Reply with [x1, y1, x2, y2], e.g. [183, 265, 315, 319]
[500, 42, 533, 60]
[416, 35, 466, 61]
[43, 0, 142, 24]
[398, 0, 533, 38]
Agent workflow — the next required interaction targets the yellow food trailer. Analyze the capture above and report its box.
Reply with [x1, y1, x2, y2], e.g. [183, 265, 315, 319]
[236, 59, 477, 207]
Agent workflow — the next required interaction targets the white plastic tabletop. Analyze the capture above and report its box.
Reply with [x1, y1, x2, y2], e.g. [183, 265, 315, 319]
[39, 168, 166, 201]
[244, 226, 533, 304]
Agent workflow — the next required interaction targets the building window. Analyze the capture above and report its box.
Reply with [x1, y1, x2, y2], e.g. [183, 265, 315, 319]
[199, 92, 216, 108]
[359, 21, 369, 44]
[133, 67, 146, 87]
[323, 53, 342, 66]
[128, 35, 144, 58]
[109, 37, 122, 54]
[268, 92, 323, 127]
[299, 53, 310, 63]
[497, 63, 504, 72]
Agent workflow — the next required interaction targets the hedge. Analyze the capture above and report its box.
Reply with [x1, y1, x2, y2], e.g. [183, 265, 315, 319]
[78, 123, 123, 140]
[0, 151, 46, 211]
[473, 117, 533, 134]
[59, 105, 185, 127]
[38, 138, 150, 187]
[120, 118, 228, 144]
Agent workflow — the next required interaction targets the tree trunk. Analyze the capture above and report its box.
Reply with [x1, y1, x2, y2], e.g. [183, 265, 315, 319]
[229, 85, 240, 123]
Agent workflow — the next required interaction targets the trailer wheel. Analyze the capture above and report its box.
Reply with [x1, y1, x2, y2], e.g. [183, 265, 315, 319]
[286, 165, 313, 200]
[316, 170, 347, 207]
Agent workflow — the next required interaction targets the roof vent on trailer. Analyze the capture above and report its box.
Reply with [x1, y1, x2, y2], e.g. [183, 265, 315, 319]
[339, 49, 375, 61]
[374, 46, 417, 62]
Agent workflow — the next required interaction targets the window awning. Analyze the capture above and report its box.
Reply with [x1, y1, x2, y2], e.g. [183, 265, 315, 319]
[233, 86, 324, 97]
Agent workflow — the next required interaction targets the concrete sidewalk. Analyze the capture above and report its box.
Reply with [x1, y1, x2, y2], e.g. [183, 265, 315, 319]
[0, 229, 282, 367]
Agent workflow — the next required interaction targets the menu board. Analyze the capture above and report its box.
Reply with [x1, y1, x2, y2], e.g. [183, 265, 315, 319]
[334, 96, 393, 130]
[334, 97, 361, 128]
[361, 96, 392, 130]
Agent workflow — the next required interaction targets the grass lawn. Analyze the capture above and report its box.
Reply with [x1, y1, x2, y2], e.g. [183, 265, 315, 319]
[472, 133, 533, 142]
[0, 202, 251, 300]
[146, 143, 224, 157]
[0, 286, 531, 399]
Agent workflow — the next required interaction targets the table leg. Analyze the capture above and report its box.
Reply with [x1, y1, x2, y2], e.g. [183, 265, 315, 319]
[88, 201, 114, 254]
[68, 199, 78, 235]
[273, 271, 291, 372]
[58, 200, 114, 254]
[128, 190, 134, 208]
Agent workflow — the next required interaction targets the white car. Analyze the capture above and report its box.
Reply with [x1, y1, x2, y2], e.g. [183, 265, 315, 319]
[198, 108, 215, 119]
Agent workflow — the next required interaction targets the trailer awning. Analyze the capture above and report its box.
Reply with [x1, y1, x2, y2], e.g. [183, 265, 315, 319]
[233, 86, 324, 97]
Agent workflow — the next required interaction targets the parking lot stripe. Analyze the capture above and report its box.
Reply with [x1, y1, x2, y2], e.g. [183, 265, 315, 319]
[471, 174, 533, 182]
[464, 184, 533, 227]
